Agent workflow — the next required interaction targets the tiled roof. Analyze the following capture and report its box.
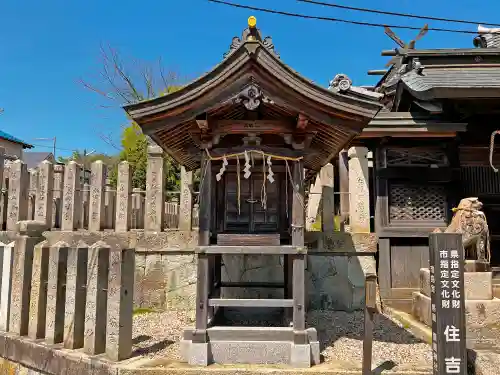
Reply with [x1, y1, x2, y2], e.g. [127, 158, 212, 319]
[0, 131, 33, 148]
[401, 67, 500, 99]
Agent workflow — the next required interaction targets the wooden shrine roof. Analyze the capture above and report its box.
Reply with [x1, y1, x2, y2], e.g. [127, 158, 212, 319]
[124, 22, 383, 171]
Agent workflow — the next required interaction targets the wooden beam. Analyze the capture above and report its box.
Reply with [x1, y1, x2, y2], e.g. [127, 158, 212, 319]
[196, 245, 307, 255]
[212, 120, 294, 135]
[296, 114, 309, 130]
[196, 119, 209, 131]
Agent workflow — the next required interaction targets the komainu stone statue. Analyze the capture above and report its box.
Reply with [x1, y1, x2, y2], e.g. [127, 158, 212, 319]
[433, 197, 491, 263]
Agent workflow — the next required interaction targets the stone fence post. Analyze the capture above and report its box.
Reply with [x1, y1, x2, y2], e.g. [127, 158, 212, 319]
[145, 145, 164, 232]
[53, 164, 65, 228]
[61, 161, 81, 231]
[116, 161, 132, 232]
[320, 163, 335, 232]
[89, 161, 106, 232]
[9, 221, 48, 335]
[35, 160, 54, 228]
[348, 147, 370, 233]
[7, 160, 29, 231]
[179, 166, 193, 231]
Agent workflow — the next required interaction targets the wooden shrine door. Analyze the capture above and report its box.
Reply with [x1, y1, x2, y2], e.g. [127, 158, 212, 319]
[223, 172, 280, 233]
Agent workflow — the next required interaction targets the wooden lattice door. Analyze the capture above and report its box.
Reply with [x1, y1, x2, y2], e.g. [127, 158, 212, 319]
[224, 172, 280, 233]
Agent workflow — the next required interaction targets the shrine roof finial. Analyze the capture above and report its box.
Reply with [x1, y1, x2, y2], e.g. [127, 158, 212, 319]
[223, 17, 280, 59]
[248, 16, 257, 28]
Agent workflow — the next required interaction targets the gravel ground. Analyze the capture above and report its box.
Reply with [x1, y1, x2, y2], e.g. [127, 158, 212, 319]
[132, 310, 432, 367]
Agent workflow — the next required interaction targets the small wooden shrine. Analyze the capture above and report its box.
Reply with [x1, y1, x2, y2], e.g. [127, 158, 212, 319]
[125, 17, 382, 366]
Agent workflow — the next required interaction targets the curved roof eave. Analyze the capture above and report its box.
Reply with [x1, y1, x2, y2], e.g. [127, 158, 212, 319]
[123, 40, 382, 124]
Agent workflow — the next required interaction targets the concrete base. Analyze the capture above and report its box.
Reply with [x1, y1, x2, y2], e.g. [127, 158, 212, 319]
[181, 327, 320, 367]
[419, 268, 493, 300]
[412, 292, 500, 349]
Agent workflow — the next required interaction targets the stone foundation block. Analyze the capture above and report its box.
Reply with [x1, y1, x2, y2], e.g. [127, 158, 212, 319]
[188, 342, 209, 366]
[310, 341, 321, 366]
[412, 292, 500, 347]
[181, 326, 318, 367]
[419, 268, 493, 300]
[291, 344, 311, 368]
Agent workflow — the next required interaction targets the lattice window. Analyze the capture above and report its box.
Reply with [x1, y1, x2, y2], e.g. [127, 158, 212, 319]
[389, 184, 447, 222]
[386, 148, 449, 167]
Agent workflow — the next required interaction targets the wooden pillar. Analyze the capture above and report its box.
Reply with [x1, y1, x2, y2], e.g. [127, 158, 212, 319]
[291, 160, 305, 338]
[194, 153, 211, 343]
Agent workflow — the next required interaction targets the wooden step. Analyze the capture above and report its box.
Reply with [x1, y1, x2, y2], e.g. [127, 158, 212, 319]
[209, 298, 294, 308]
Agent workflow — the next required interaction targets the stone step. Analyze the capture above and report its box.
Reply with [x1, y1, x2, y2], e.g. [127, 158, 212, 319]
[419, 268, 493, 300]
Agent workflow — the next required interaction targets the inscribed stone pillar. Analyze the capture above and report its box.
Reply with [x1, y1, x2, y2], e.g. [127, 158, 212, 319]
[9, 221, 48, 336]
[35, 160, 54, 228]
[338, 150, 349, 221]
[115, 162, 132, 232]
[348, 147, 370, 233]
[81, 182, 90, 229]
[27, 169, 38, 220]
[53, 164, 64, 228]
[179, 166, 193, 231]
[0, 241, 14, 331]
[145, 145, 164, 232]
[104, 178, 115, 229]
[131, 188, 142, 229]
[45, 242, 68, 344]
[63, 241, 88, 349]
[320, 163, 335, 232]
[106, 248, 134, 361]
[84, 241, 110, 355]
[89, 161, 107, 232]
[28, 241, 49, 339]
[7, 160, 29, 231]
[0, 160, 10, 230]
[305, 175, 321, 231]
[61, 162, 81, 231]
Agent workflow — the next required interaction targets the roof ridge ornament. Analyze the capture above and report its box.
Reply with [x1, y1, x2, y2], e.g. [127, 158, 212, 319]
[474, 25, 500, 48]
[329, 74, 352, 93]
[223, 16, 280, 59]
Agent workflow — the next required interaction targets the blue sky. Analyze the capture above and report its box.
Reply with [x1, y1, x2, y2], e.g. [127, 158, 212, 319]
[0, 0, 494, 158]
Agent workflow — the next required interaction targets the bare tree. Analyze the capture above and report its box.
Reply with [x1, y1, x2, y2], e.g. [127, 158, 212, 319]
[79, 44, 185, 146]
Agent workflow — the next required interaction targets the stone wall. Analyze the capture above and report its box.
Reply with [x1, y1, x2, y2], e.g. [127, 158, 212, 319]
[36, 229, 377, 312]
[0, 357, 43, 375]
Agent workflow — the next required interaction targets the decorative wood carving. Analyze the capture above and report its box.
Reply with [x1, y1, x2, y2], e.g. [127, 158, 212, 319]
[235, 84, 263, 111]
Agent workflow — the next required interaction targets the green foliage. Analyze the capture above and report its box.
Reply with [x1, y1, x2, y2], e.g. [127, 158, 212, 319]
[309, 215, 342, 232]
[57, 151, 119, 186]
[118, 122, 181, 191]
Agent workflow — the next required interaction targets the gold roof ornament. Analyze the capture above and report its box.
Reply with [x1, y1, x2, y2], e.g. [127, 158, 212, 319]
[248, 16, 257, 28]
[247, 16, 257, 41]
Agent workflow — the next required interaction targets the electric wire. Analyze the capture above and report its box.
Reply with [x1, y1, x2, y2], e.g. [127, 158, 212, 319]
[298, 0, 500, 28]
[208, 0, 478, 34]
